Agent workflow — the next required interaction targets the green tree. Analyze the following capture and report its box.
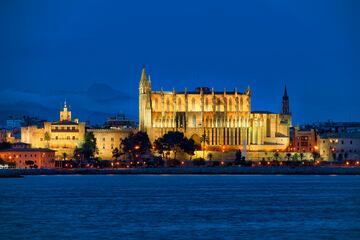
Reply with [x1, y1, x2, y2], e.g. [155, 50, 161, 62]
[154, 131, 199, 160]
[312, 151, 320, 162]
[234, 150, 244, 165]
[44, 131, 51, 148]
[207, 153, 213, 162]
[273, 152, 280, 161]
[292, 153, 299, 161]
[181, 138, 197, 160]
[121, 131, 151, 161]
[81, 132, 98, 160]
[112, 147, 121, 161]
[154, 131, 184, 160]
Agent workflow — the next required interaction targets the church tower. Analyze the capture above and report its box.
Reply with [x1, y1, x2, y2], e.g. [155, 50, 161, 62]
[139, 66, 152, 131]
[282, 86, 290, 115]
[60, 100, 72, 122]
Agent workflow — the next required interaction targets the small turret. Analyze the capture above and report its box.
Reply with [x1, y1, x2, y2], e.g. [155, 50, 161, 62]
[282, 86, 290, 115]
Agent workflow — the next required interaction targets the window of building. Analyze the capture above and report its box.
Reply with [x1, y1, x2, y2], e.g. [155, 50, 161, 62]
[111, 138, 114, 141]
[350, 140, 353, 144]
[166, 99, 170, 112]
[229, 99, 232, 111]
[178, 98, 182, 111]
[67, 136, 70, 140]
[72, 136, 75, 140]
[192, 98, 196, 111]
[103, 138, 105, 141]
[55, 136, 58, 140]
[72, 127, 75, 130]
[192, 115, 196, 128]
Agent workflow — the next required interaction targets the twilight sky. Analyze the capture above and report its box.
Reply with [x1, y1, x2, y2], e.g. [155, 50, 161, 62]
[0, 0, 359, 125]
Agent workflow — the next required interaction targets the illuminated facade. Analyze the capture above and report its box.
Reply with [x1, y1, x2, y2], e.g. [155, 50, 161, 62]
[21, 101, 86, 159]
[139, 67, 292, 151]
[88, 128, 135, 160]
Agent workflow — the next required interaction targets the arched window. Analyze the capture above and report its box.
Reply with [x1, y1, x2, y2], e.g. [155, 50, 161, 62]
[154, 98, 158, 110]
[166, 99, 170, 112]
[192, 98, 196, 111]
[192, 115, 196, 127]
[240, 97, 243, 111]
[229, 98, 232, 112]
[205, 98, 209, 111]
[178, 98, 182, 111]
[217, 98, 221, 111]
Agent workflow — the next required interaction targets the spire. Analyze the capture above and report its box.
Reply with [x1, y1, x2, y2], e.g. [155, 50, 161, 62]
[282, 85, 290, 114]
[140, 66, 147, 82]
[64, 99, 67, 109]
[283, 86, 288, 99]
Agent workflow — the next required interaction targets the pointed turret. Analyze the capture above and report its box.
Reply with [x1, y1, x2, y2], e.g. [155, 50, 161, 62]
[140, 66, 147, 83]
[139, 66, 151, 94]
[282, 86, 290, 115]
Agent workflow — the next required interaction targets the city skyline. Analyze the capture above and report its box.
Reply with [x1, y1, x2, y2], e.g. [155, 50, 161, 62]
[1, 0, 359, 125]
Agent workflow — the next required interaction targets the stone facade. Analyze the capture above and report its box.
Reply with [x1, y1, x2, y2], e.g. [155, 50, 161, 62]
[318, 133, 360, 161]
[21, 102, 86, 159]
[139, 67, 292, 152]
[88, 128, 135, 160]
[0, 147, 55, 169]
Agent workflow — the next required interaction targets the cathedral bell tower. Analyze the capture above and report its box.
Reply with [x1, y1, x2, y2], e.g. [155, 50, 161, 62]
[282, 86, 290, 115]
[139, 66, 152, 131]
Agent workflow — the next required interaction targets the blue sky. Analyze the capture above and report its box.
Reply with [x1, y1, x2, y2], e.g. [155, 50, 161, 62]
[0, 0, 359, 125]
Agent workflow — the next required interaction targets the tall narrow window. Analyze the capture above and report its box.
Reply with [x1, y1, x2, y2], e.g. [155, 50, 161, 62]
[192, 98, 196, 111]
[192, 115, 196, 128]
[166, 99, 170, 112]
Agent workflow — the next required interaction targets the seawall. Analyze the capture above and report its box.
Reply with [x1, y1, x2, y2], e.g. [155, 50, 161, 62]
[2, 167, 360, 176]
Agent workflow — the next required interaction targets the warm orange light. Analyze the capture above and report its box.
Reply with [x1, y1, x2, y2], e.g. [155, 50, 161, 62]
[346, 161, 350, 166]
[314, 146, 319, 150]
[134, 145, 140, 150]
[221, 161, 224, 165]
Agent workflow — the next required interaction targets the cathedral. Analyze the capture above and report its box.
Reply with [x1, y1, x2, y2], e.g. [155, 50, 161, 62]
[139, 67, 292, 152]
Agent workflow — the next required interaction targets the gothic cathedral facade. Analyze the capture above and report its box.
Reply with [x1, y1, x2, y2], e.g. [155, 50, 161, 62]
[139, 67, 292, 152]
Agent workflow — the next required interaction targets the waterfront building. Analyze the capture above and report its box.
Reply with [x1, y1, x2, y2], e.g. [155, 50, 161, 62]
[88, 128, 135, 160]
[139, 67, 292, 152]
[21, 101, 86, 159]
[103, 113, 137, 129]
[0, 144, 55, 168]
[288, 127, 318, 152]
[318, 132, 360, 161]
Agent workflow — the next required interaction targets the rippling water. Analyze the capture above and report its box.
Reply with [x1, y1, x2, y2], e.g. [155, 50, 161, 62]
[1, 175, 360, 239]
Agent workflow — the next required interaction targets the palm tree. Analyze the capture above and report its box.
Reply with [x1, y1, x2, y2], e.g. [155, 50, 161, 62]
[207, 153, 213, 166]
[200, 133, 209, 159]
[273, 152, 280, 161]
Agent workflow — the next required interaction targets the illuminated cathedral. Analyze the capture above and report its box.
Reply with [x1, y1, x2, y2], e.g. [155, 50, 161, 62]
[139, 67, 292, 152]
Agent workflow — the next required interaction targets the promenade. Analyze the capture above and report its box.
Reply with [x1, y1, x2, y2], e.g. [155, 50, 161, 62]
[2, 166, 360, 177]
